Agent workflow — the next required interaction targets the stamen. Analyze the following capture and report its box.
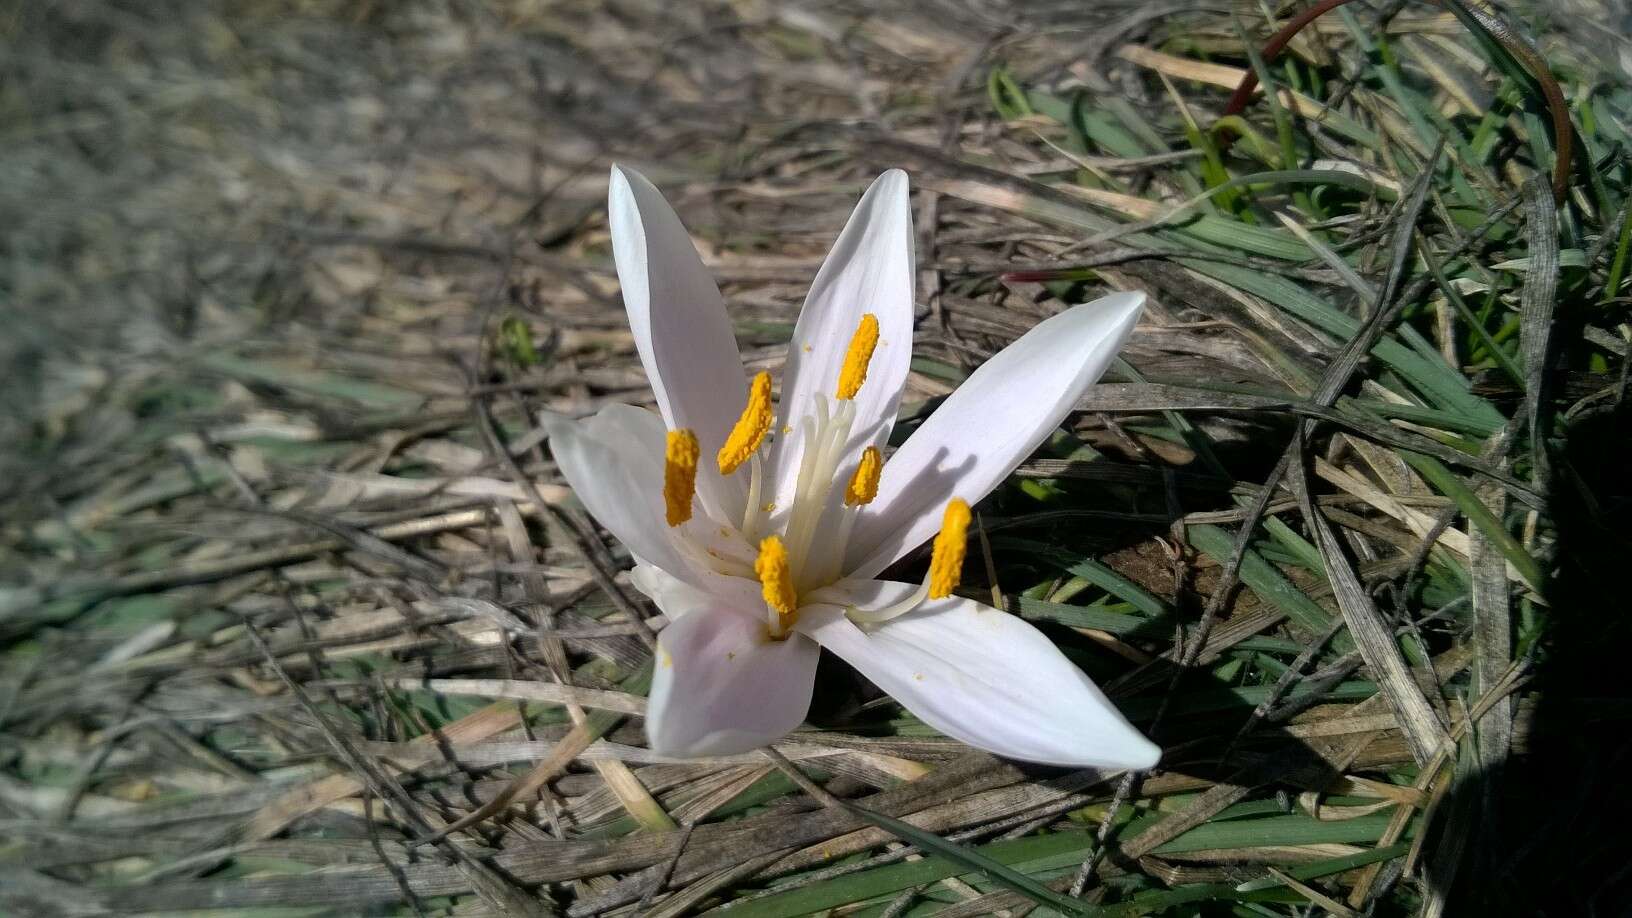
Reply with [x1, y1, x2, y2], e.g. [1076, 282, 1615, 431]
[821, 510, 859, 586]
[755, 534, 799, 635]
[788, 413, 821, 535]
[846, 581, 928, 625]
[927, 499, 971, 599]
[844, 446, 883, 506]
[787, 398, 854, 586]
[717, 371, 774, 475]
[662, 429, 699, 527]
[740, 453, 764, 542]
[842, 498, 973, 626]
[834, 313, 880, 401]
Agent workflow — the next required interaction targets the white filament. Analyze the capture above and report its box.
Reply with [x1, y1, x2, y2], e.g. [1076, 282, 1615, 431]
[741, 453, 764, 542]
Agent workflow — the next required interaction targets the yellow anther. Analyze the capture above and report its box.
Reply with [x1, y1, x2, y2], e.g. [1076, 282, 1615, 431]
[755, 535, 799, 621]
[718, 371, 774, 475]
[663, 429, 700, 527]
[844, 446, 883, 506]
[926, 498, 971, 600]
[835, 313, 880, 401]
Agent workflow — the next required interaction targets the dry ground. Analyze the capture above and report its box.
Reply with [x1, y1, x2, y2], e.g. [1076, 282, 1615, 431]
[4, 2, 1631, 916]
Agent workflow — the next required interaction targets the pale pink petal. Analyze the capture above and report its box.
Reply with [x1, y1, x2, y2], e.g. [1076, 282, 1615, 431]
[647, 610, 819, 756]
[845, 292, 1144, 577]
[609, 165, 747, 522]
[767, 171, 915, 515]
[795, 580, 1159, 769]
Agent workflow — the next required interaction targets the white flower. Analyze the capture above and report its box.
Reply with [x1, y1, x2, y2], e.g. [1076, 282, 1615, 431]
[541, 165, 1160, 769]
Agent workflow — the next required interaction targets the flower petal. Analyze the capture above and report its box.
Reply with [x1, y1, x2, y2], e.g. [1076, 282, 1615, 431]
[609, 165, 747, 522]
[845, 292, 1144, 577]
[543, 405, 690, 576]
[543, 406, 761, 610]
[630, 563, 710, 621]
[632, 562, 761, 627]
[647, 609, 820, 756]
[769, 170, 915, 513]
[796, 580, 1159, 769]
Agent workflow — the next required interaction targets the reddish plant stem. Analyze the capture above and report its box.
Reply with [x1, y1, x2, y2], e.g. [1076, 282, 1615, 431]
[1218, 0, 1358, 131]
[1451, 0, 1573, 201]
[1216, 0, 1573, 201]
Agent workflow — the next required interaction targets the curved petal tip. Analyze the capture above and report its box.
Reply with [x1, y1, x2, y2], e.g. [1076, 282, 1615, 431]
[1117, 731, 1163, 771]
[874, 168, 909, 193]
[797, 589, 1165, 770]
[607, 163, 633, 202]
[1096, 289, 1146, 327]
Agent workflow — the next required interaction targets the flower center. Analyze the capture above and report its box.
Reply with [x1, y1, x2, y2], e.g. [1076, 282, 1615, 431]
[659, 313, 968, 636]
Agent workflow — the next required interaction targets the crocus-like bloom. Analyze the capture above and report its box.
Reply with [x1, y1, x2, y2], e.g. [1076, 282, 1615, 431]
[542, 165, 1159, 769]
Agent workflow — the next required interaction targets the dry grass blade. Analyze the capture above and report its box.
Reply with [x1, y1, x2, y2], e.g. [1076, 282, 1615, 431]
[1289, 427, 1450, 764]
[1519, 177, 1561, 484]
[412, 664, 648, 847]
[242, 622, 551, 916]
[246, 701, 523, 841]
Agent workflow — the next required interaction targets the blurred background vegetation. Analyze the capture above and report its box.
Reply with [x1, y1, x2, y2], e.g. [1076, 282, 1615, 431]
[3, 1, 1630, 915]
